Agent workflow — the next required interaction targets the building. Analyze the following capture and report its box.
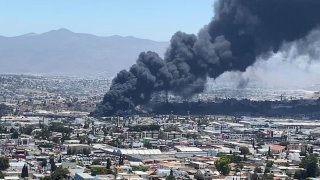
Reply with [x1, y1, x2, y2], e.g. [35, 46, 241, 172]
[74, 173, 95, 180]
[194, 169, 214, 180]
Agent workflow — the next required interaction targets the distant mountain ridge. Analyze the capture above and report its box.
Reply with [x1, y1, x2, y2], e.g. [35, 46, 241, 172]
[0, 28, 169, 77]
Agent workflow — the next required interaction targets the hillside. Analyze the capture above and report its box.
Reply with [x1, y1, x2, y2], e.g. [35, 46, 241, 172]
[0, 28, 168, 77]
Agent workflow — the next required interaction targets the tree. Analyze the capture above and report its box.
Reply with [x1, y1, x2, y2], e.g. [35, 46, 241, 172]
[267, 146, 272, 158]
[166, 169, 176, 180]
[261, 174, 274, 180]
[42, 159, 48, 167]
[48, 122, 72, 134]
[50, 156, 56, 172]
[230, 153, 241, 163]
[83, 148, 90, 156]
[61, 133, 70, 144]
[252, 139, 255, 149]
[21, 126, 33, 135]
[91, 159, 101, 165]
[299, 154, 319, 178]
[0, 157, 9, 170]
[264, 161, 273, 174]
[240, 147, 250, 160]
[294, 170, 307, 180]
[144, 142, 153, 149]
[215, 156, 231, 176]
[0, 171, 4, 179]
[0, 104, 13, 118]
[11, 129, 19, 139]
[90, 167, 113, 176]
[266, 161, 274, 168]
[51, 167, 69, 180]
[186, 133, 198, 139]
[43, 176, 52, 180]
[21, 164, 29, 179]
[58, 156, 62, 163]
[251, 173, 259, 180]
[132, 165, 148, 172]
[106, 158, 111, 169]
[254, 166, 263, 173]
[36, 127, 51, 140]
[118, 155, 124, 166]
[309, 146, 314, 154]
[67, 147, 71, 155]
[240, 147, 250, 155]
[300, 151, 307, 156]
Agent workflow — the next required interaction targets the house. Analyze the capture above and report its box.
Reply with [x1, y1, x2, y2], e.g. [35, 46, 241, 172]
[194, 169, 214, 180]
[271, 145, 286, 154]
[74, 173, 95, 180]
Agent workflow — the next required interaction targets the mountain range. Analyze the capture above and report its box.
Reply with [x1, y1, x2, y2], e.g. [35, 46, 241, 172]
[0, 28, 169, 77]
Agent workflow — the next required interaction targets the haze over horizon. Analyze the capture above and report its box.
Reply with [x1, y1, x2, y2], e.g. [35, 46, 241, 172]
[0, 0, 319, 89]
[0, 0, 213, 42]
[0, 27, 319, 90]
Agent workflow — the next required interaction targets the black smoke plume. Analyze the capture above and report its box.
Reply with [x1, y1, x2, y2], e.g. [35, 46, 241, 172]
[94, 0, 320, 116]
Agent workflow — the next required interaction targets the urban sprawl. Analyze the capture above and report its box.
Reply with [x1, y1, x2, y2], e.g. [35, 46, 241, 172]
[0, 75, 319, 180]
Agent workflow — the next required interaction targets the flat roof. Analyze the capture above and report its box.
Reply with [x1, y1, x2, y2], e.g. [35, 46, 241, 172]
[175, 146, 203, 152]
[76, 172, 94, 178]
[116, 149, 162, 155]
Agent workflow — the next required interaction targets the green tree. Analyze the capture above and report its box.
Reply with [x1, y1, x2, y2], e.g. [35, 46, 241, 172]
[67, 147, 72, 155]
[230, 153, 241, 163]
[0, 157, 9, 170]
[299, 154, 319, 178]
[42, 159, 47, 167]
[0, 171, 4, 179]
[294, 170, 307, 180]
[132, 165, 148, 172]
[48, 122, 72, 134]
[61, 133, 70, 144]
[240, 147, 250, 155]
[166, 169, 176, 180]
[106, 158, 111, 169]
[36, 127, 51, 140]
[215, 156, 231, 176]
[0, 104, 13, 118]
[49, 156, 56, 172]
[267, 146, 272, 158]
[51, 167, 69, 180]
[266, 161, 274, 168]
[300, 151, 307, 156]
[251, 173, 259, 180]
[58, 156, 62, 163]
[83, 148, 90, 156]
[11, 129, 19, 139]
[264, 167, 270, 174]
[254, 166, 262, 173]
[144, 142, 153, 149]
[43, 176, 52, 180]
[309, 146, 314, 154]
[240, 147, 250, 160]
[262, 174, 274, 180]
[264, 161, 273, 174]
[21, 164, 29, 179]
[186, 133, 198, 139]
[90, 167, 113, 176]
[118, 155, 124, 166]
[91, 159, 101, 165]
[21, 126, 33, 135]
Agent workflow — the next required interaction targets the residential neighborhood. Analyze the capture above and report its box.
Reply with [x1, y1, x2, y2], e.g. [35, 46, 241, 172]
[0, 110, 319, 180]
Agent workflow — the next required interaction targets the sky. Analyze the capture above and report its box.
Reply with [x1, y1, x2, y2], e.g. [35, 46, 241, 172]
[0, 0, 214, 41]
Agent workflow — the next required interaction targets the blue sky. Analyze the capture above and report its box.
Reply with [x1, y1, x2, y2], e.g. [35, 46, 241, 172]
[0, 0, 214, 41]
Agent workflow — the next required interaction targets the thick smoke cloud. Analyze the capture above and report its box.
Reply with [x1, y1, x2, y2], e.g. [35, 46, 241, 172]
[94, 0, 320, 116]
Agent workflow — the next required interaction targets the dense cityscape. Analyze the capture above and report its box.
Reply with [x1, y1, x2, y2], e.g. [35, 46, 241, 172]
[0, 74, 319, 180]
